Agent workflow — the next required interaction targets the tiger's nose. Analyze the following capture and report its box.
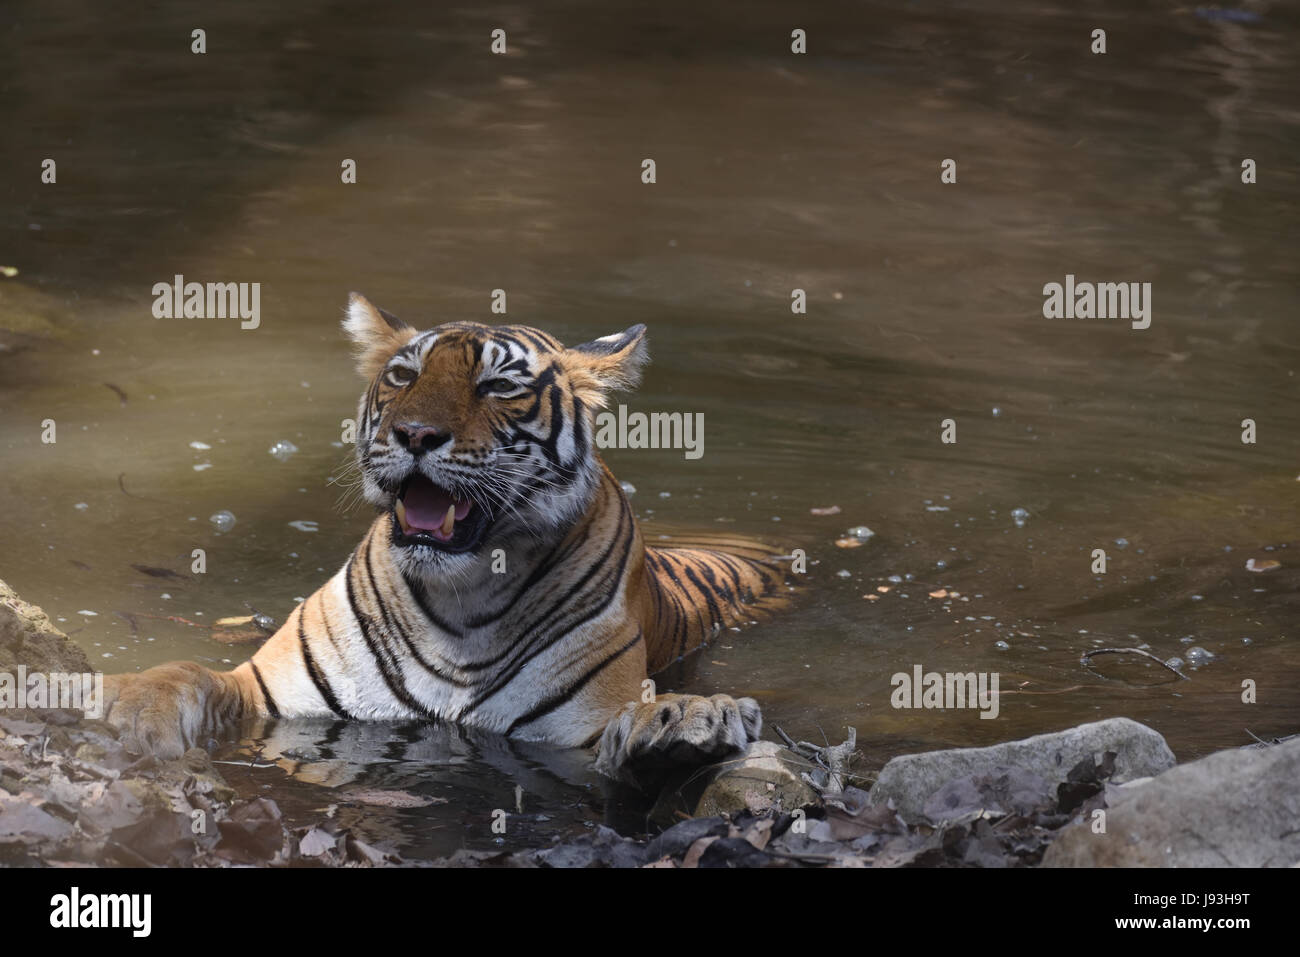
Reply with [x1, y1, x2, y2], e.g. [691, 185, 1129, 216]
[393, 422, 451, 454]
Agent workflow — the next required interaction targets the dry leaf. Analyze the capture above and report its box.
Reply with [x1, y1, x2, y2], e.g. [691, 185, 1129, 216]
[299, 826, 336, 857]
[681, 836, 719, 868]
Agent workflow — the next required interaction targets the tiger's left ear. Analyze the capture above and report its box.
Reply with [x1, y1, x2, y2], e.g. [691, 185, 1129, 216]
[564, 324, 649, 406]
[342, 292, 416, 380]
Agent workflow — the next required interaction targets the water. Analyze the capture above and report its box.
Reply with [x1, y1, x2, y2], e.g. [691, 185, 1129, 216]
[1, 0, 1297, 858]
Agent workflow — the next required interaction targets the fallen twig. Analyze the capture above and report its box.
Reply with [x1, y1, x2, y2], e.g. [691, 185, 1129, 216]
[1080, 647, 1189, 680]
[775, 726, 860, 794]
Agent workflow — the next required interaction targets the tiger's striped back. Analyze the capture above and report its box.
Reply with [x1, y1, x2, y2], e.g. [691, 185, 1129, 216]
[636, 532, 791, 674]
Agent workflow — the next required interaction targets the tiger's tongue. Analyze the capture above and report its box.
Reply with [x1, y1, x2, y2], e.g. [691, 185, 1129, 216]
[402, 477, 472, 530]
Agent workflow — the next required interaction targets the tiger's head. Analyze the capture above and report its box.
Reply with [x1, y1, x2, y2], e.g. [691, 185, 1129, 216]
[342, 293, 648, 574]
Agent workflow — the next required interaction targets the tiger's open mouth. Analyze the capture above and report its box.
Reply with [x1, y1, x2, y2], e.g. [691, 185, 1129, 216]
[391, 473, 491, 553]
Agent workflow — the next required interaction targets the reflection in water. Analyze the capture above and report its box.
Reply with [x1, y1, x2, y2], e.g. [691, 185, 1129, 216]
[215, 716, 640, 858]
[1, 0, 1297, 854]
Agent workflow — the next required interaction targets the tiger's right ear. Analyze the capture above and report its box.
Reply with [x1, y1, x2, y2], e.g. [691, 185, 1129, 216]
[342, 292, 416, 379]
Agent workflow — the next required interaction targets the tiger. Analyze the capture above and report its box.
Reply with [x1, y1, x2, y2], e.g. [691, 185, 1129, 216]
[101, 293, 793, 781]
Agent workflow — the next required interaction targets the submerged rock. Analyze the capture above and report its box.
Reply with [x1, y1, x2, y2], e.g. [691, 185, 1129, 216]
[869, 717, 1175, 824]
[1043, 736, 1300, 867]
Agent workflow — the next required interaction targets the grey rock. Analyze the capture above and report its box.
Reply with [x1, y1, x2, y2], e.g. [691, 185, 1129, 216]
[870, 718, 1175, 824]
[922, 766, 1057, 823]
[1043, 736, 1300, 867]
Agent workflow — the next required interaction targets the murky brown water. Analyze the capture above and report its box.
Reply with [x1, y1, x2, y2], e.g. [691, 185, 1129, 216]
[2, 0, 1297, 857]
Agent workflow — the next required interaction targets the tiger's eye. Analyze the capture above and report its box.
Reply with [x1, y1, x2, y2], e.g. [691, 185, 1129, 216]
[480, 378, 516, 395]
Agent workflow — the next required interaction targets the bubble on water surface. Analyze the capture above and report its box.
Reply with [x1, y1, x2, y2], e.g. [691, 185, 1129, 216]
[269, 440, 299, 462]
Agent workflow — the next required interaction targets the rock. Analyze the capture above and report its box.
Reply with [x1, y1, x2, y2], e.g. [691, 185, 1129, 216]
[921, 766, 1057, 824]
[693, 741, 820, 817]
[0, 578, 93, 678]
[1043, 737, 1300, 867]
[0, 792, 75, 849]
[870, 718, 1175, 824]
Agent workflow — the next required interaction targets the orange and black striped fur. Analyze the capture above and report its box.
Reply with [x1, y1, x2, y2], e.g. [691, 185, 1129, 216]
[103, 294, 792, 779]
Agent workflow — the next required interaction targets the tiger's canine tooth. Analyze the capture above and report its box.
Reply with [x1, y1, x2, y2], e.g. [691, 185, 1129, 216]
[441, 504, 455, 536]
[395, 498, 409, 532]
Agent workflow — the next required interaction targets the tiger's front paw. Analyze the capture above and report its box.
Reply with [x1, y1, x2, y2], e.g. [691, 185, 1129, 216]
[594, 693, 762, 781]
[102, 662, 227, 759]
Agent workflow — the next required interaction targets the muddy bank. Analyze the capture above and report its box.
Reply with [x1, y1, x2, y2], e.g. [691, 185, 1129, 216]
[2, 579, 1295, 867]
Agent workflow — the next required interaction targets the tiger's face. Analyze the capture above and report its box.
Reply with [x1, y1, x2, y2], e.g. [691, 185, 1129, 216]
[343, 293, 648, 575]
